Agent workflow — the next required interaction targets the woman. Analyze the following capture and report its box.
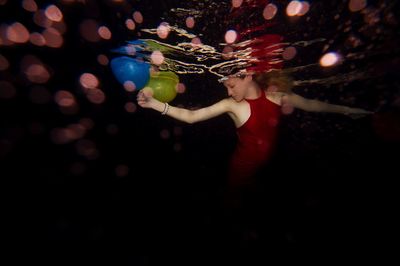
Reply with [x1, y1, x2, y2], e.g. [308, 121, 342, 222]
[137, 70, 372, 189]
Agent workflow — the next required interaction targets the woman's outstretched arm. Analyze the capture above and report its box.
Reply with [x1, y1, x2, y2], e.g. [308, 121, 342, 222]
[137, 89, 235, 124]
[268, 92, 373, 117]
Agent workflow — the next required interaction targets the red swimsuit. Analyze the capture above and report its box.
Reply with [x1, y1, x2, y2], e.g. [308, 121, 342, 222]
[228, 90, 281, 187]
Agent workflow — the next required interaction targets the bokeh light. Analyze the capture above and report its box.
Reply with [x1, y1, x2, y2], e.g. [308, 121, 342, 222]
[281, 95, 295, 115]
[232, 0, 243, 8]
[297, 1, 310, 16]
[176, 83, 186, 94]
[125, 19, 136, 30]
[124, 102, 137, 113]
[30, 32, 46, 46]
[97, 54, 109, 66]
[86, 89, 106, 104]
[191, 37, 202, 46]
[0, 24, 14, 46]
[45, 5, 63, 22]
[282, 46, 297, 60]
[6, 22, 30, 43]
[150, 50, 165, 65]
[286, 1, 302, 17]
[22, 0, 38, 12]
[123, 81, 136, 92]
[222, 46, 234, 60]
[33, 9, 53, 28]
[52, 21, 67, 35]
[185, 17, 195, 29]
[157, 22, 170, 39]
[42, 27, 63, 48]
[51, 128, 73, 144]
[98, 26, 112, 40]
[349, 0, 367, 12]
[55, 90, 76, 107]
[263, 3, 278, 20]
[320, 52, 340, 67]
[80, 73, 99, 90]
[225, 30, 237, 44]
[67, 123, 86, 140]
[22, 57, 51, 84]
[133, 11, 143, 24]
[268, 117, 279, 127]
[54, 90, 79, 115]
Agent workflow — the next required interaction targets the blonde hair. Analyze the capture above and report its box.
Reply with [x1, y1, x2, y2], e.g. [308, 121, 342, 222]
[253, 70, 294, 93]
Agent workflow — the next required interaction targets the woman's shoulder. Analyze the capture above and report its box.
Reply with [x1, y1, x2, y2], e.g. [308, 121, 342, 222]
[265, 91, 289, 106]
[209, 97, 239, 113]
[218, 97, 241, 107]
[218, 97, 249, 115]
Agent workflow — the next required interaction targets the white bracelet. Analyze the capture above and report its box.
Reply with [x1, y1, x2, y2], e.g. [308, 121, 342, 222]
[161, 103, 167, 114]
[161, 103, 169, 115]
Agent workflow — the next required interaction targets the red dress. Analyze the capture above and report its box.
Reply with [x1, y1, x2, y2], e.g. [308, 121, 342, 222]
[228, 90, 281, 187]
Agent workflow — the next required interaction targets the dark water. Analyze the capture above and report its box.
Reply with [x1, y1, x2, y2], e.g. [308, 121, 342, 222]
[1, 0, 399, 264]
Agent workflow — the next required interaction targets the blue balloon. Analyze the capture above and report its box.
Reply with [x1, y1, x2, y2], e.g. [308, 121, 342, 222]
[110, 56, 150, 90]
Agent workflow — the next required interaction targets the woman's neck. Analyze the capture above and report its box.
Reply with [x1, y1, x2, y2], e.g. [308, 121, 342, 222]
[244, 81, 262, 100]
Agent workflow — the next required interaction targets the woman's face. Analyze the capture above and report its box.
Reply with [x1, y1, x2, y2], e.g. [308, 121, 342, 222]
[223, 75, 251, 102]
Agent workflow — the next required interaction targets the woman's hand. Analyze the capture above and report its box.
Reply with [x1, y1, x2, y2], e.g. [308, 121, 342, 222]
[344, 107, 374, 119]
[137, 88, 155, 109]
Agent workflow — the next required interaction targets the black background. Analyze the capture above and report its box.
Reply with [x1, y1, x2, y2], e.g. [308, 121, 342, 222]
[1, 0, 399, 264]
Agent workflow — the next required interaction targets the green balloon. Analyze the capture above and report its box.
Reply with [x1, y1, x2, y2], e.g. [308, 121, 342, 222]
[145, 71, 178, 103]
